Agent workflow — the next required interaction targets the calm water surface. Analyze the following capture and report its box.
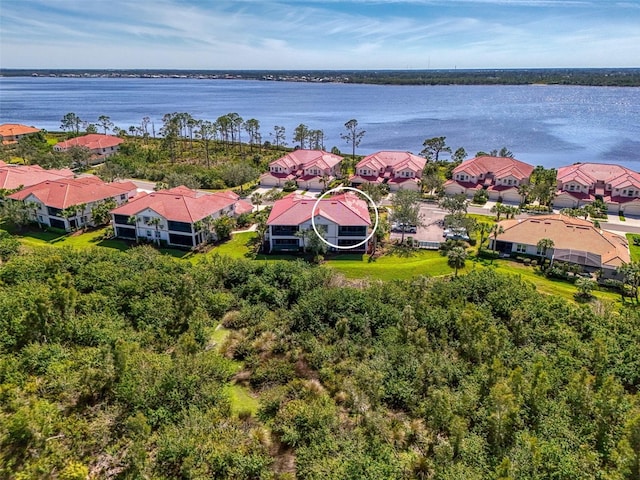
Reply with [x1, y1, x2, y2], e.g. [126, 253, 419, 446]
[1, 77, 639, 169]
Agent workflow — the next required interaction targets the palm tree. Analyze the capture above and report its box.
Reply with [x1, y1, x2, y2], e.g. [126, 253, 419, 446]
[575, 277, 596, 299]
[491, 224, 505, 252]
[251, 192, 264, 212]
[25, 201, 41, 229]
[320, 174, 330, 192]
[295, 228, 310, 252]
[477, 222, 493, 251]
[491, 203, 508, 221]
[536, 238, 554, 257]
[617, 261, 640, 303]
[517, 183, 530, 206]
[447, 246, 467, 276]
[146, 217, 162, 246]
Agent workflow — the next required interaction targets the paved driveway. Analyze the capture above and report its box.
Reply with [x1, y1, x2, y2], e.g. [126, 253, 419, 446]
[389, 202, 447, 242]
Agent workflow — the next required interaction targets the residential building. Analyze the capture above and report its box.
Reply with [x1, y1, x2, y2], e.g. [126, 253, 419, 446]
[110, 186, 253, 248]
[350, 151, 426, 192]
[7, 176, 137, 231]
[0, 164, 74, 192]
[444, 156, 534, 202]
[53, 134, 124, 161]
[554, 163, 640, 215]
[259, 149, 343, 189]
[266, 192, 371, 252]
[489, 214, 629, 277]
[0, 123, 41, 145]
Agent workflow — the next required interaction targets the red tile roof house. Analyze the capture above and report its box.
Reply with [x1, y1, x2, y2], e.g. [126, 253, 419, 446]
[490, 214, 630, 279]
[444, 156, 535, 203]
[110, 186, 253, 248]
[0, 123, 41, 145]
[350, 151, 427, 192]
[0, 164, 74, 192]
[553, 163, 640, 215]
[7, 176, 137, 231]
[266, 192, 371, 252]
[53, 134, 124, 163]
[259, 149, 343, 189]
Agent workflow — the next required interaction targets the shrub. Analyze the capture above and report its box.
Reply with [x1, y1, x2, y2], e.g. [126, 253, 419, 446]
[477, 248, 500, 260]
[531, 259, 538, 267]
[523, 258, 531, 266]
[283, 180, 297, 192]
[472, 189, 488, 205]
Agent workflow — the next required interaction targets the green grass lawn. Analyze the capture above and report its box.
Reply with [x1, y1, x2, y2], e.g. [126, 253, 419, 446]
[9, 224, 623, 304]
[13, 225, 194, 259]
[626, 233, 640, 262]
[486, 259, 621, 304]
[325, 249, 458, 281]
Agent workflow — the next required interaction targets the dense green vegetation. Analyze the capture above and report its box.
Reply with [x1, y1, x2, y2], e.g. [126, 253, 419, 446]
[1, 246, 639, 479]
[3, 69, 640, 86]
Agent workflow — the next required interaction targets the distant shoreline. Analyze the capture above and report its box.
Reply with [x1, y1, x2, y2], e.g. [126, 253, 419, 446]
[1, 68, 639, 87]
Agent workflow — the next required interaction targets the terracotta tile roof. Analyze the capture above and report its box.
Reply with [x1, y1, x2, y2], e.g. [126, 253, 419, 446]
[8, 176, 136, 209]
[453, 156, 534, 180]
[557, 163, 640, 189]
[267, 192, 371, 226]
[55, 134, 123, 151]
[110, 186, 245, 223]
[270, 149, 342, 171]
[356, 151, 426, 173]
[496, 214, 629, 268]
[0, 164, 74, 190]
[0, 124, 41, 142]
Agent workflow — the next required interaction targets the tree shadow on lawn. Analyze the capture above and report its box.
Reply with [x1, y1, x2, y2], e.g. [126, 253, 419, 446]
[387, 244, 419, 258]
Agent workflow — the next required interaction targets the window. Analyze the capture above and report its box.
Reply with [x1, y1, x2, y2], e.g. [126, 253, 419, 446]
[168, 220, 192, 233]
[623, 190, 627, 195]
[114, 214, 130, 225]
[272, 225, 298, 236]
[155, 231, 161, 238]
[569, 185, 575, 191]
[120, 194, 126, 200]
[143, 216, 150, 223]
[146, 230, 152, 237]
[274, 238, 298, 246]
[339, 226, 367, 236]
[516, 244, 527, 253]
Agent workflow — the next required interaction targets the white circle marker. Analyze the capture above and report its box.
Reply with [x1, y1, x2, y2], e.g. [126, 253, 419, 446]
[311, 186, 380, 250]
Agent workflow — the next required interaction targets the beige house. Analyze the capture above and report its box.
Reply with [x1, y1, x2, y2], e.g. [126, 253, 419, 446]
[489, 214, 629, 277]
[444, 156, 534, 203]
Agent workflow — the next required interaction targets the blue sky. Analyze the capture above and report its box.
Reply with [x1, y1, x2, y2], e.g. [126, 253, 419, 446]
[1, 0, 639, 69]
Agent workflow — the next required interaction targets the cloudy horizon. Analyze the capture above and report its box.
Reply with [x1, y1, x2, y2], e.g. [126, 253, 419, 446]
[1, 0, 639, 70]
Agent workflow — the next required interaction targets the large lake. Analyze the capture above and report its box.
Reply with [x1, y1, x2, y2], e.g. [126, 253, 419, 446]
[1, 77, 639, 169]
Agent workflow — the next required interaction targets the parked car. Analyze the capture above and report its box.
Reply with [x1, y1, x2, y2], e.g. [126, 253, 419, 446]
[392, 223, 417, 233]
[445, 232, 470, 241]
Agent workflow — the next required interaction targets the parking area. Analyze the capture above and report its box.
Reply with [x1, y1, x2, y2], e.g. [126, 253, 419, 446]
[389, 203, 448, 243]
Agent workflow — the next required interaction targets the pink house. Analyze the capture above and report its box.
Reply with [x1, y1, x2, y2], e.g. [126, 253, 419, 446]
[444, 156, 534, 203]
[54, 134, 124, 161]
[110, 186, 253, 247]
[7, 175, 137, 231]
[260, 149, 343, 189]
[554, 163, 640, 215]
[266, 192, 371, 252]
[350, 151, 426, 192]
